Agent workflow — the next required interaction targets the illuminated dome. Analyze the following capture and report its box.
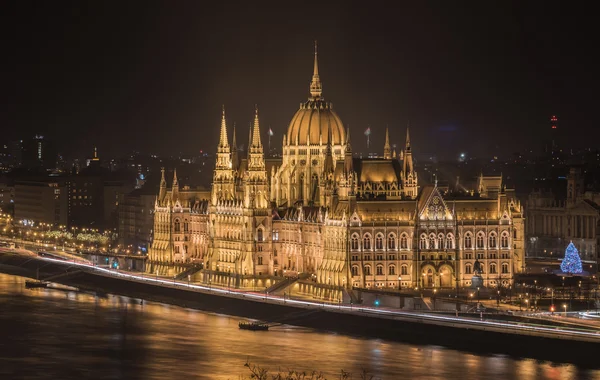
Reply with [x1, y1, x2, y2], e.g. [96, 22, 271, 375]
[286, 43, 345, 146]
[287, 100, 345, 145]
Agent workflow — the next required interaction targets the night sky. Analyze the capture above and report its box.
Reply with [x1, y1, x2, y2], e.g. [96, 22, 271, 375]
[1, 1, 597, 160]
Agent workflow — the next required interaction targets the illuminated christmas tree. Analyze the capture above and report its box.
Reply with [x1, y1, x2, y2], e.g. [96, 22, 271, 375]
[560, 242, 582, 274]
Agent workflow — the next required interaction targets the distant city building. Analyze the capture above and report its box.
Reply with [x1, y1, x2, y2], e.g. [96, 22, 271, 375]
[0, 178, 14, 212]
[526, 167, 600, 262]
[14, 178, 68, 226]
[13, 149, 135, 229]
[148, 47, 525, 297]
[21, 135, 57, 170]
[118, 187, 159, 254]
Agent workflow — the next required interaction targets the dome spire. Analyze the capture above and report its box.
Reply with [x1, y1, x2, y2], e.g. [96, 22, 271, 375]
[309, 40, 322, 99]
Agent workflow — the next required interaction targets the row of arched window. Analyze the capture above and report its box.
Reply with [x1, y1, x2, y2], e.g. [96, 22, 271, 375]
[351, 264, 409, 276]
[465, 262, 510, 274]
[418, 233, 456, 250]
[351, 233, 413, 251]
[462, 231, 510, 249]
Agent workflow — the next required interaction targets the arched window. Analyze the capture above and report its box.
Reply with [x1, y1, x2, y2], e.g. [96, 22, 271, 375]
[400, 234, 408, 249]
[476, 233, 484, 249]
[464, 234, 472, 249]
[257, 229, 263, 242]
[258, 256, 263, 265]
[489, 233, 497, 248]
[389, 265, 396, 275]
[376, 265, 384, 275]
[502, 263, 509, 274]
[351, 234, 359, 250]
[388, 234, 396, 250]
[363, 234, 371, 250]
[465, 264, 472, 274]
[490, 263, 497, 274]
[438, 234, 445, 250]
[364, 265, 372, 275]
[446, 234, 454, 249]
[513, 228, 517, 239]
[501, 233, 509, 248]
[419, 234, 427, 250]
[351, 265, 359, 276]
[184, 219, 189, 232]
[401, 265, 408, 275]
[375, 234, 384, 250]
[429, 234, 436, 250]
[174, 219, 181, 233]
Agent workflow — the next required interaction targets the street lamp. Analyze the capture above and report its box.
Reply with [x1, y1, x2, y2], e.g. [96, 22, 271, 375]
[563, 303, 568, 317]
[398, 276, 402, 291]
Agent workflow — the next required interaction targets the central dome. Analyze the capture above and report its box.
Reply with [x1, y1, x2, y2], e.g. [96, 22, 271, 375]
[285, 43, 345, 146]
[287, 99, 345, 145]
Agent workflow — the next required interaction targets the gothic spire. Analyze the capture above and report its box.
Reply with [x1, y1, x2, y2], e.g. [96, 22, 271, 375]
[158, 167, 167, 202]
[345, 127, 352, 153]
[218, 105, 229, 151]
[231, 123, 239, 171]
[323, 125, 334, 173]
[232, 122, 237, 149]
[251, 105, 263, 148]
[171, 169, 180, 202]
[405, 126, 411, 151]
[309, 41, 322, 99]
[383, 126, 391, 159]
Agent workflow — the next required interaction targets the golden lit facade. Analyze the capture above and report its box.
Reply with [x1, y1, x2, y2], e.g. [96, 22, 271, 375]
[148, 46, 525, 292]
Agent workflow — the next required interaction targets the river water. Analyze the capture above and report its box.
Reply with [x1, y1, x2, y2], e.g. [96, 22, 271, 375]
[0, 273, 598, 380]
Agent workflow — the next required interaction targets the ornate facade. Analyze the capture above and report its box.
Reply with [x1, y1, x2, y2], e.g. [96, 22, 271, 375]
[148, 46, 525, 291]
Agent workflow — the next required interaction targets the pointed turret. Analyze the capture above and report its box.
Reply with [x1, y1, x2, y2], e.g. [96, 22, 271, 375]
[309, 41, 322, 99]
[344, 127, 353, 174]
[383, 126, 391, 159]
[323, 125, 334, 174]
[215, 106, 232, 170]
[171, 169, 180, 203]
[231, 123, 239, 171]
[403, 127, 413, 175]
[158, 167, 167, 203]
[251, 105, 263, 148]
[402, 125, 417, 198]
[247, 107, 266, 171]
[218, 105, 230, 152]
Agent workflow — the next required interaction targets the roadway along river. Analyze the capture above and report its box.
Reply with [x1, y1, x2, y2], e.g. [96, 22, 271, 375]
[0, 273, 598, 380]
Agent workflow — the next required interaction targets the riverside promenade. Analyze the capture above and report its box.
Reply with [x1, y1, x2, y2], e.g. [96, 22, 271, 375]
[1, 250, 600, 366]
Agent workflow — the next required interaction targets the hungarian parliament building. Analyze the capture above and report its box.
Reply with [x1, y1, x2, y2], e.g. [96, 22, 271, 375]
[148, 47, 525, 296]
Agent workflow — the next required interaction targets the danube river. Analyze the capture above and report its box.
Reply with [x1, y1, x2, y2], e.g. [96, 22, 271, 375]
[0, 274, 598, 380]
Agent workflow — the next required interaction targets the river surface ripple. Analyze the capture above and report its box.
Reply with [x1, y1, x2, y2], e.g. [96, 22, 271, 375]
[0, 274, 598, 379]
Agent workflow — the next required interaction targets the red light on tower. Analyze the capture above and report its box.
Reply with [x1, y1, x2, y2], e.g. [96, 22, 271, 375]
[550, 115, 558, 129]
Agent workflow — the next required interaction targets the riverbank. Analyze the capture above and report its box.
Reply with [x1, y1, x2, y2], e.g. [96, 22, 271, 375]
[1, 252, 599, 367]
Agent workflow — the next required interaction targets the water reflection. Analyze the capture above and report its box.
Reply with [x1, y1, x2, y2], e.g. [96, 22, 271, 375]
[0, 274, 598, 379]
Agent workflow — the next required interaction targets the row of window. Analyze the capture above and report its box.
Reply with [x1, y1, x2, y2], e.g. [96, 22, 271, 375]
[350, 232, 512, 251]
[352, 264, 409, 276]
[350, 262, 511, 277]
[351, 234, 412, 250]
[465, 262, 510, 274]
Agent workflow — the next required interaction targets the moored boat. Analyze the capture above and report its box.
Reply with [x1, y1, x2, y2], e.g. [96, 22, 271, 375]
[239, 322, 269, 331]
[25, 280, 48, 289]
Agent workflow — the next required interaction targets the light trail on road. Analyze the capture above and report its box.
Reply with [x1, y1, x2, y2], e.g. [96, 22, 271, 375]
[19, 253, 600, 343]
